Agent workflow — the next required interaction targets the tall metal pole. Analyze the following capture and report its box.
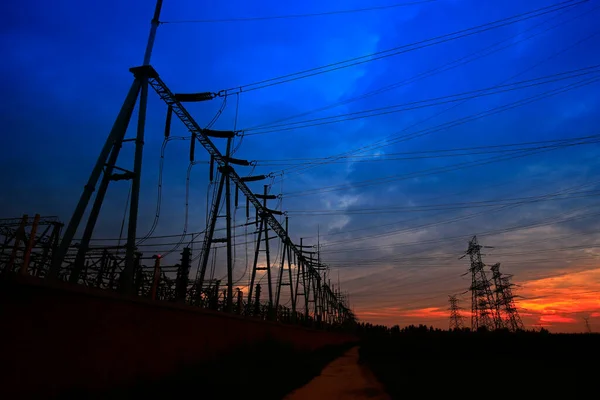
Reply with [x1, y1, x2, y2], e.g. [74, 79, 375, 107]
[197, 174, 226, 291]
[121, 0, 164, 292]
[263, 185, 273, 308]
[49, 82, 141, 279]
[69, 121, 129, 283]
[293, 237, 303, 312]
[224, 137, 234, 312]
[50, 1, 163, 282]
[274, 217, 287, 309]
[247, 219, 264, 309]
[143, 0, 164, 66]
[120, 79, 148, 293]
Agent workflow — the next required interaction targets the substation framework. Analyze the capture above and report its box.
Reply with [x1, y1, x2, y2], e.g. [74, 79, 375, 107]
[0, 62, 354, 329]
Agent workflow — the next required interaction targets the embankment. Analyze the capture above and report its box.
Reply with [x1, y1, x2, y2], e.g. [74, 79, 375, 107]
[0, 276, 356, 398]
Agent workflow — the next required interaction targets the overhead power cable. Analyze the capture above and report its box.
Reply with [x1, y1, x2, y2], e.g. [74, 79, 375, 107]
[283, 78, 600, 177]
[276, 77, 600, 177]
[301, 168, 595, 240]
[286, 189, 600, 215]
[244, 65, 600, 135]
[248, 5, 590, 131]
[160, 0, 440, 24]
[321, 204, 600, 260]
[275, 21, 600, 177]
[222, 0, 587, 93]
[318, 178, 600, 248]
[254, 134, 600, 166]
[283, 132, 600, 197]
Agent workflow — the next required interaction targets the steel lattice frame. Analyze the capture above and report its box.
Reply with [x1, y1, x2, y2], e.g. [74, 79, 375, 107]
[466, 236, 502, 331]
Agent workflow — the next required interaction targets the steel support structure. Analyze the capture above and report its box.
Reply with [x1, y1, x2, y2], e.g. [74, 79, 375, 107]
[490, 263, 524, 332]
[448, 295, 465, 330]
[48, 0, 165, 291]
[46, 60, 352, 323]
[140, 65, 352, 322]
[275, 217, 295, 316]
[465, 236, 502, 331]
[247, 185, 276, 316]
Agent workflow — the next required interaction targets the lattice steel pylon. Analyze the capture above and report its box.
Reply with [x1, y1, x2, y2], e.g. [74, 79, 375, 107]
[462, 236, 502, 331]
[448, 295, 465, 331]
[490, 263, 524, 332]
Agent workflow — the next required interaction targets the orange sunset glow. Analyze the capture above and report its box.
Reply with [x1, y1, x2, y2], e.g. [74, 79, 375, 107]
[353, 267, 600, 333]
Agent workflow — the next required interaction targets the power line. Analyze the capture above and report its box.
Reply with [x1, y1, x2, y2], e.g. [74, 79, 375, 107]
[247, 5, 580, 131]
[223, 0, 587, 93]
[286, 189, 600, 215]
[274, 20, 600, 177]
[283, 132, 600, 197]
[243, 65, 600, 135]
[322, 200, 600, 251]
[276, 76, 600, 178]
[300, 164, 596, 240]
[318, 180, 600, 249]
[128, 184, 600, 257]
[255, 136, 600, 166]
[160, 0, 440, 24]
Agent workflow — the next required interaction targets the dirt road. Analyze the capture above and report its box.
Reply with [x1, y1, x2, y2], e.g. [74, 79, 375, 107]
[284, 346, 390, 400]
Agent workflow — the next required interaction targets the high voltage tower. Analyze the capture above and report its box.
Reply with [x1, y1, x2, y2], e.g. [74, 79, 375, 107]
[583, 316, 592, 333]
[448, 295, 465, 330]
[462, 236, 502, 331]
[490, 263, 524, 332]
[0, 0, 354, 329]
[461, 236, 527, 332]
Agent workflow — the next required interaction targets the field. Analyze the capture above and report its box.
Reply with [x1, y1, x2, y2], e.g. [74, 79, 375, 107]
[359, 327, 600, 398]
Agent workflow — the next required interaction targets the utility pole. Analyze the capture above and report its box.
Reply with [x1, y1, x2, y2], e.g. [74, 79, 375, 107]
[224, 137, 234, 312]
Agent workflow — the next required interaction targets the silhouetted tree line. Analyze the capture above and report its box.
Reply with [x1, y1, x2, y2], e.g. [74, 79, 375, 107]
[357, 322, 596, 399]
[354, 321, 554, 340]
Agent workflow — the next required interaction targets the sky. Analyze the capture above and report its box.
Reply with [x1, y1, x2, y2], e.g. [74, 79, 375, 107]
[1, 0, 599, 333]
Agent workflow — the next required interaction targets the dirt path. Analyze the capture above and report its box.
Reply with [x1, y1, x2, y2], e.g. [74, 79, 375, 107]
[284, 346, 390, 400]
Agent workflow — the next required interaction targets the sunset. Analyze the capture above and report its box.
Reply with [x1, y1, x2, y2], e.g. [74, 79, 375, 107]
[1, 0, 599, 398]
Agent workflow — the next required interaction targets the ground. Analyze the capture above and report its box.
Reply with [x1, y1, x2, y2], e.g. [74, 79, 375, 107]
[285, 346, 390, 400]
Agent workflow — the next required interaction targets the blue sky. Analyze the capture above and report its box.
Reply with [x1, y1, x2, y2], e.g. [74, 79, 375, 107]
[1, 0, 600, 331]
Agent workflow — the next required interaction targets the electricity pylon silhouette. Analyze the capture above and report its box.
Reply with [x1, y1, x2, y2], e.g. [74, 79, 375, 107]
[448, 295, 465, 331]
[584, 316, 592, 333]
[490, 263, 524, 332]
[461, 236, 502, 331]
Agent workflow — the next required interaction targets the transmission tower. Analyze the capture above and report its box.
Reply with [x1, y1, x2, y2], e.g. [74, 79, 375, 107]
[490, 263, 524, 332]
[463, 236, 502, 331]
[584, 316, 592, 333]
[448, 295, 465, 331]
